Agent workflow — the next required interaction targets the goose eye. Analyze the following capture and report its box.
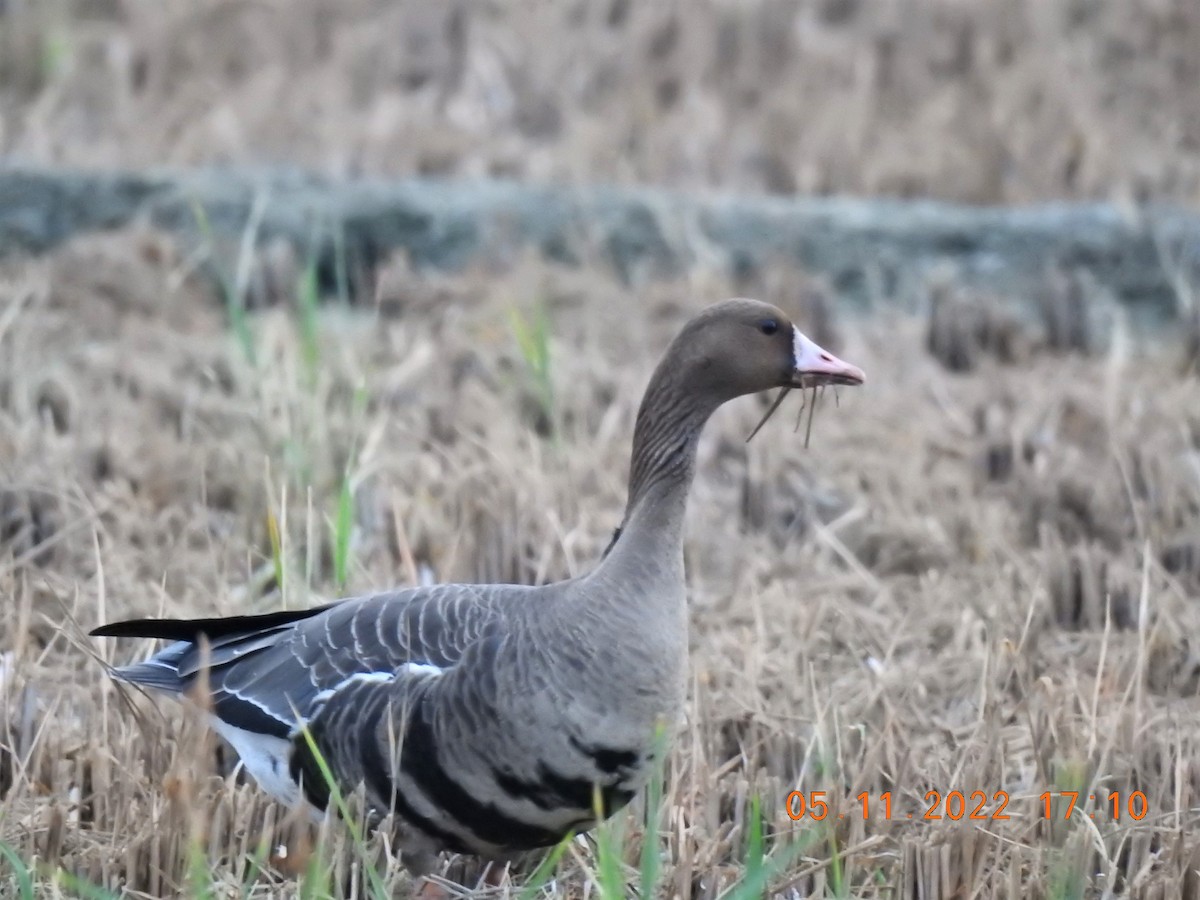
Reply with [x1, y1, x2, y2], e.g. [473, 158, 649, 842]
[757, 318, 779, 336]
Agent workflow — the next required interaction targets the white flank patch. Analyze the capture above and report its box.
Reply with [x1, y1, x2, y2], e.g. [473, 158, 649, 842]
[209, 717, 312, 814]
[311, 670, 393, 705]
[400, 661, 444, 678]
[308, 664, 441, 707]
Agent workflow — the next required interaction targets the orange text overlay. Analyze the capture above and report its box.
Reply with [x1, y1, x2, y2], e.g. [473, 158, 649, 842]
[785, 790, 1149, 822]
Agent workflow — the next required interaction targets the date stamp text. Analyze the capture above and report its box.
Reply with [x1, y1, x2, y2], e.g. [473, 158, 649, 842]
[785, 790, 1149, 822]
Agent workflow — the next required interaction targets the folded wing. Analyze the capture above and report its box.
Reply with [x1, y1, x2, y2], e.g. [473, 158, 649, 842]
[91, 585, 511, 812]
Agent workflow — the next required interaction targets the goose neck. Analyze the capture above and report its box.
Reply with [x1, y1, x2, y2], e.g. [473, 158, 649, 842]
[598, 375, 718, 574]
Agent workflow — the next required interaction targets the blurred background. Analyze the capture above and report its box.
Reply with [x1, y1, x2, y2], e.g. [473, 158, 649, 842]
[4, 0, 1200, 203]
[2, 2, 1200, 898]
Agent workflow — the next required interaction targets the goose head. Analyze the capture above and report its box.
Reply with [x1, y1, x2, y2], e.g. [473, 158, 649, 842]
[670, 298, 864, 405]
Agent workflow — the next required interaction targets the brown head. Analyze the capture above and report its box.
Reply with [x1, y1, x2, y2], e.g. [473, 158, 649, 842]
[656, 297, 864, 405]
[624, 298, 865, 511]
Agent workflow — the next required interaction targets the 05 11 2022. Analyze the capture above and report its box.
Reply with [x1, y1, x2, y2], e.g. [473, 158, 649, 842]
[785, 790, 1013, 821]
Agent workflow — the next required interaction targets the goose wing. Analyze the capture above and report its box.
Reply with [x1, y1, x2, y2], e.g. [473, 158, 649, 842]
[91, 583, 511, 746]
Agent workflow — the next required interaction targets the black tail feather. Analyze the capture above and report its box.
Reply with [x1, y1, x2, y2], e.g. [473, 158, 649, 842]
[90, 604, 336, 641]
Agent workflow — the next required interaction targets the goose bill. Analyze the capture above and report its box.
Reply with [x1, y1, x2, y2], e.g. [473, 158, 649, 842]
[790, 329, 865, 388]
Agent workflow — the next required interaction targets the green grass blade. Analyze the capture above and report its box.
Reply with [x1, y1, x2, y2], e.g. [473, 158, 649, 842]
[828, 824, 846, 898]
[332, 219, 350, 307]
[0, 842, 34, 900]
[294, 722, 390, 899]
[329, 384, 368, 590]
[517, 833, 574, 900]
[744, 794, 764, 889]
[267, 508, 285, 596]
[332, 471, 354, 590]
[40, 32, 71, 81]
[49, 867, 122, 900]
[719, 823, 814, 900]
[638, 723, 670, 900]
[508, 304, 556, 441]
[592, 786, 625, 900]
[185, 836, 216, 900]
[298, 843, 334, 900]
[239, 834, 274, 899]
[297, 261, 321, 388]
[188, 197, 256, 366]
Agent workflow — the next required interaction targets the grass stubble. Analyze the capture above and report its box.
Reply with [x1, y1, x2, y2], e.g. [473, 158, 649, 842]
[4, 1, 1200, 206]
[2, 5, 1200, 897]
[4, 1, 1200, 895]
[0, 229, 1197, 898]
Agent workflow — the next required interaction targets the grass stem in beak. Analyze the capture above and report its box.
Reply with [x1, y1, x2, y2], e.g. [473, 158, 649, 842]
[745, 387, 791, 443]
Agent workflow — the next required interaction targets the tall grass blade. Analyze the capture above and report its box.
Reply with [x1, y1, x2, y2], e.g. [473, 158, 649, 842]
[0, 842, 34, 900]
[719, 824, 813, 900]
[188, 197, 256, 366]
[328, 384, 369, 589]
[297, 261, 322, 389]
[295, 722, 390, 899]
[185, 835, 216, 900]
[593, 786, 625, 900]
[638, 723, 670, 900]
[517, 834, 574, 900]
[744, 794, 764, 889]
[828, 825, 846, 898]
[332, 219, 350, 307]
[49, 868, 122, 900]
[508, 304, 557, 441]
[238, 835, 274, 900]
[267, 508, 285, 596]
[299, 843, 334, 900]
[332, 471, 354, 590]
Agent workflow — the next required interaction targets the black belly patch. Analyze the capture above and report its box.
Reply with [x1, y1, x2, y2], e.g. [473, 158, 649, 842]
[493, 760, 636, 819]
[569, 736, 641, 775]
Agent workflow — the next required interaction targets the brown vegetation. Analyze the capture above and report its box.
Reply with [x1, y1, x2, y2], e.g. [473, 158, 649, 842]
[0, 229, 1198, 896]
[3, 1, 1200, 897]
[4, 0, 1200, 204]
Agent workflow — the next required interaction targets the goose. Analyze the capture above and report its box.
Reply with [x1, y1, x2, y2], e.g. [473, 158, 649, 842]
[91, 298, 865, 885]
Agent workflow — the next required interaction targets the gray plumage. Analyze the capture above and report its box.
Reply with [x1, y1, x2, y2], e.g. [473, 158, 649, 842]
[91, 298, 865, 879]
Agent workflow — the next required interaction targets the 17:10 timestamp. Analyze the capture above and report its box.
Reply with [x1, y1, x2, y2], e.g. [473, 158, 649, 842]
[1041, 791, 1149, 821]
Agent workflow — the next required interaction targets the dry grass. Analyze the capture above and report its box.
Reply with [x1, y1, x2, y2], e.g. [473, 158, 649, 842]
[3, 0, 1200, 204]
[4, 1, 1200, 897]
[0, 229, 1198, 897]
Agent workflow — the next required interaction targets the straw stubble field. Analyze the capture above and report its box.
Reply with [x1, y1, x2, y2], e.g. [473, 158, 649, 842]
[3, 0, 1200, 897]
[0, 230, 1199, 897]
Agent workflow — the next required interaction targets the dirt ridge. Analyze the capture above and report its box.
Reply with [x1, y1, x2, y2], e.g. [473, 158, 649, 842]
[2, 165, 1197, 326]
